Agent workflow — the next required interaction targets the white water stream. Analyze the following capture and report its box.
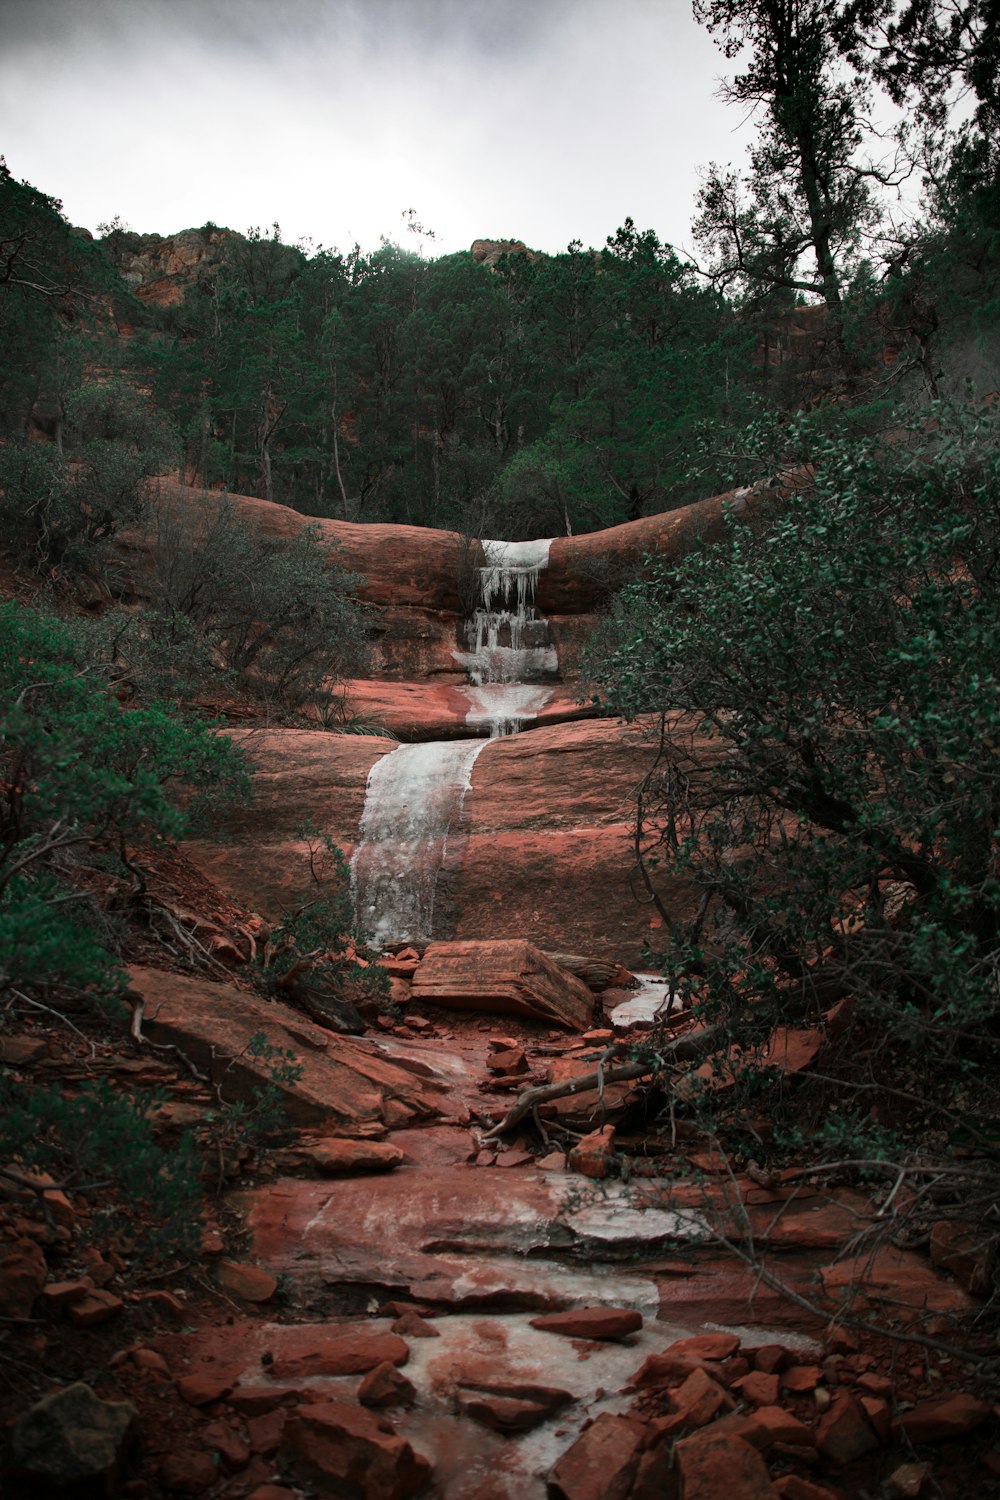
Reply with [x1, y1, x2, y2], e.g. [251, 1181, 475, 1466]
[351, 537, 557, 946]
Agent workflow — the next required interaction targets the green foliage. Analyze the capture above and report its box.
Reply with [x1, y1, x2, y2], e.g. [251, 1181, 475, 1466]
[201, 1031, 304, 1182]
[0, 1075, 202, 1256]
[256, 821, 391, 1014]
[0, 380, 177, 581]
[588, 402, 1000, 1070]
[141, 499, 370, 712]
[0, 601, 249, 1000]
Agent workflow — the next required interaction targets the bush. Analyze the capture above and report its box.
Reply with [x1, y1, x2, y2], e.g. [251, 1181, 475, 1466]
[144, 499, 371, 714]
[588, 401, 1000, 1101]
[0, 1075, 202, 1257]
[0, 380, 177, 583]
[0, 601, 249, 1002]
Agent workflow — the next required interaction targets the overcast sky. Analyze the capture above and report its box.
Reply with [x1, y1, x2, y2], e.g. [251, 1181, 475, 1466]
[1, 0, 749, 258]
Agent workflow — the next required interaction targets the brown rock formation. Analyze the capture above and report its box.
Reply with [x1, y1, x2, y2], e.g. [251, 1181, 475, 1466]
[411, 940, 595, 1030]
[126, 966, 445, 1127]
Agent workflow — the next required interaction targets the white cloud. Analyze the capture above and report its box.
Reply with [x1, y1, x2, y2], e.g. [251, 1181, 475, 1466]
[1, 0, 748, 255]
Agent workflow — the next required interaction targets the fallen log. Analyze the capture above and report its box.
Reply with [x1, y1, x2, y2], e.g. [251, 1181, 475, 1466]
[484, 1021, 729, 1138]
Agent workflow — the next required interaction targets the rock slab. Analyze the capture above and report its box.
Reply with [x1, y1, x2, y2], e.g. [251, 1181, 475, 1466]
[412, 940, 594, 1030]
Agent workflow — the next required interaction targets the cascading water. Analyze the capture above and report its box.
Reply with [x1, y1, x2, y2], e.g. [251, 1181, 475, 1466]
[351, 536, 558, 947]
[453, 538, 558, 740]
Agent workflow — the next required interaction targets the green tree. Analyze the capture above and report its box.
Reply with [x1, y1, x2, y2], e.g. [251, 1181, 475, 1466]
[692, 0, 884, 343]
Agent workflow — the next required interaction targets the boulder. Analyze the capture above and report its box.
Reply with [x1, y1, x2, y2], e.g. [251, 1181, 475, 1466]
[283, 1400, 432, 1498]
[814, 1391, 878, 1465]
[529, 1305, 642, 1340]
[893, 1391, 991, 1443]
[10, 1382, 137, 1491]
[568, 1124, 617, 1178]
[673, 1430, 778, 1500]
[126, 966, 444, 1127]
[411, 940, 594, 1030]
[548, 1412, 647, 1500]
[358, 1362, 417, 1409]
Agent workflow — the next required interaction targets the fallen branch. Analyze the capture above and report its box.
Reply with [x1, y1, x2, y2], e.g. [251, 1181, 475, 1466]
[484, 1021, 728, 1138]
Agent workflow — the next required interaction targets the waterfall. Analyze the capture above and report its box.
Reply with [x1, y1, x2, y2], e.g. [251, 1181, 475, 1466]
[453, 538, 558, 738]
[351, 740, 486, 949]
[351, 535, 556, 946]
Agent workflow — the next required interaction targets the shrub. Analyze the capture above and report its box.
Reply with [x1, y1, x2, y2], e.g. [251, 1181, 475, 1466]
[588, 400, 1000, 1096]
[0, 601, 249, 1002]
[144, 499, 371, 714]
[0, 380, 177, 582]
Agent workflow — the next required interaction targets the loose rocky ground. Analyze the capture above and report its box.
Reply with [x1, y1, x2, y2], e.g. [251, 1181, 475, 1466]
[3, 929, 999, 1499]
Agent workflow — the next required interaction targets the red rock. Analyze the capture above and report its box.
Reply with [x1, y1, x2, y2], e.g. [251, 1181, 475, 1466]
[133, 1347, 171, 1377]
[815, 1391, 878, 1465]
[823, 1324, 858, 1355]
[754, 1345, 789, 1374]
[734, 1371, 781, 1406]
[548, 1412, 647, 1500]
[176, 1373, 237, 1407]
[568, 1124, 618, 1179]
[495, 1148, 535, 1167]
[300, 1138, 405, 1175]
[358, 1362, 417, 1409]
[39, 1278, 94, 1309]
[669, 1333, 742, 1361]
[390, 1310, 438, 1338]
[141, 1289, 186, 1318]
[216, 1261, 277, 1303]
[773, 1478, 840, 1500]
[283, 1399, 432, 1498]
[67, 1289, 124, 1326]
[159, 1450, 217, 1493]
[0, 1035, 47, 1065]
[201, 1420, 249, 1470]
[691, 1411, 769, 1450]
[411, 940, 594, 1030]
[246, 1488, 297, 1500]
[230, 1385, 302, 1416]
[781, 1364, 823, 1392]
[458, 1392, 556, 1434]
[670, 1367, 736, 1428]
[126, 965, 442, 1129]
[632, 1351, 703, 1389]
[854, 1370, 893, 1398]
[820, 1245, 974, 1319]
[537, 1149, 567, 1170]
[270, 1330, 409, 1379]
[861, 1396, 891, 1443]
[673, 1430, 778, 1499]
[894, 1391, 991, 1442]
[0, 1237, 46, 1320]
[751, 1407, 817, 1449]
[529, 1306, 642, 1340]
[247, 1409, 287, 1456]
[487, 1047, 529, 1076]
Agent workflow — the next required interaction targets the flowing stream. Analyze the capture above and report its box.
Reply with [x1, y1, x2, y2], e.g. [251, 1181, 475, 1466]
[351, 537, 557, 946]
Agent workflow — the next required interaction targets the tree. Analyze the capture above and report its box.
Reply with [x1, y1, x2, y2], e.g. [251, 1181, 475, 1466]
[692, 0, 884, 338]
